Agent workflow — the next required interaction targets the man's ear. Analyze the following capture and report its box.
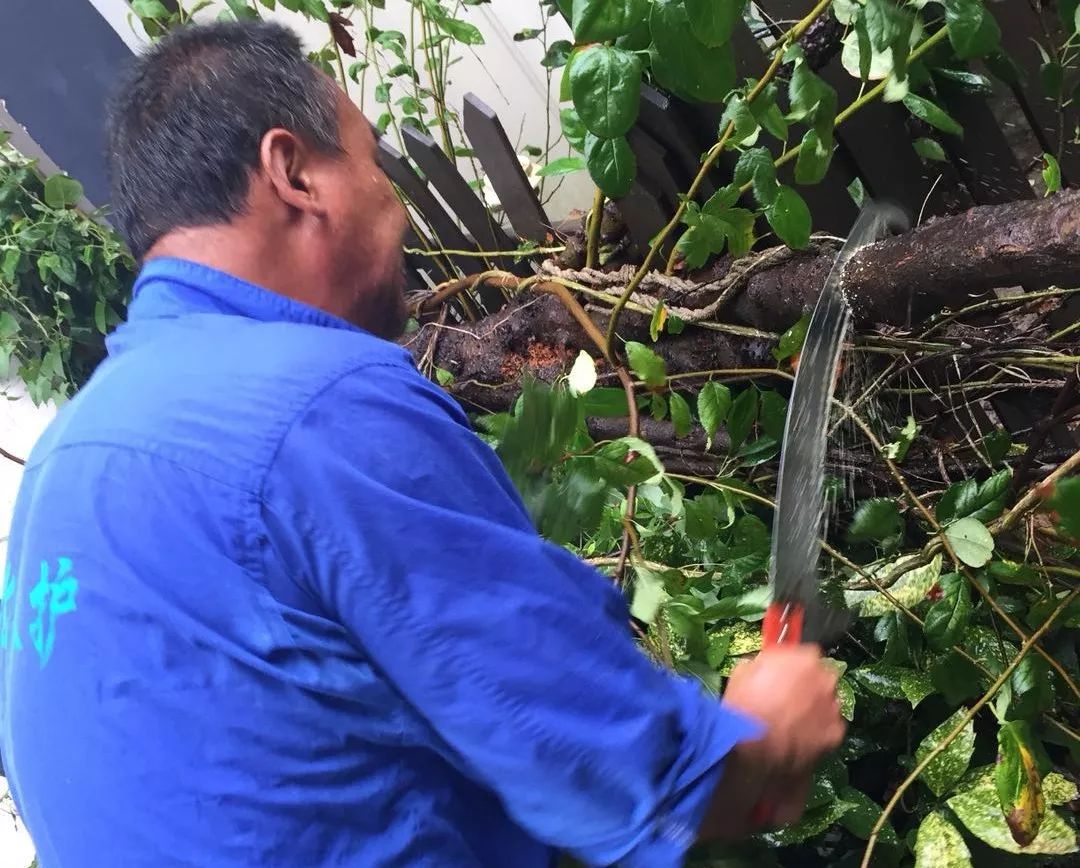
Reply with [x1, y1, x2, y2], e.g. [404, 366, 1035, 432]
[259, 128, 326, 216]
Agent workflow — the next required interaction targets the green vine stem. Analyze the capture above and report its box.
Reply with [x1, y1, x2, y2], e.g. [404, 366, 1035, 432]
[860, 587, 1080, 868]
[586, 188, 605, 269]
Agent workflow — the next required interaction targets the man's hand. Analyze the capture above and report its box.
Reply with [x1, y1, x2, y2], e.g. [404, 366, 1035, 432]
[699, 644, 846, 840]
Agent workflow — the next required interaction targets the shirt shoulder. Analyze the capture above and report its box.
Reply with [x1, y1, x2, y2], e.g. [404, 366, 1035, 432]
[29, 315, 419, 495]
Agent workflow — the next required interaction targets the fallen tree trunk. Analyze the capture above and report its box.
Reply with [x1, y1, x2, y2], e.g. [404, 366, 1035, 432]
[407, 194, 1080, 423]
[726, 190, 1080, 329]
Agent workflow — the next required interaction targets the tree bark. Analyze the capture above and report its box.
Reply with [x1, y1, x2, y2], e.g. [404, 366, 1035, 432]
[408, 193, 1080, 412]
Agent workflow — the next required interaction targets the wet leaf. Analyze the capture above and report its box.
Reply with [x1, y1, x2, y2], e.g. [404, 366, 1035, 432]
[766, 186, 812, 249]
[844, 554, 943, 617]
[924, 573, 972, 650]
[903, 93, 963, 136]
[572, 0, 649, 43]
[995, 721, 1046, 847]
[650, 0, 736, 103]
[625, 341, 667, 389]
[949, 768, 1078, 855]
[839, 786, 896, 844]
[913, 137, 948, 162]
[685, 0, 745, 47]
[669, 392, 693, 438]
[916, 708, 975, 797]
[914, 811, 972, 868]
[726, 388, 758, 450]
[944, 0, 1001, 59]
[1043, 153, 1062, 196]
[847, 498, 903, 544]
[570, 46, 642, 139]
[584, 133, 636, 198]
[944, 517, 994, 568]
[772, 314, 810, 362]
[43, 174, 83, 209]
[698, 381, 732, 447]
[837, 678, 856, 721]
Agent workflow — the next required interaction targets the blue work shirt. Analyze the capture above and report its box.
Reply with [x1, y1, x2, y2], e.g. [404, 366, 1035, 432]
[0, 258, 759, 867]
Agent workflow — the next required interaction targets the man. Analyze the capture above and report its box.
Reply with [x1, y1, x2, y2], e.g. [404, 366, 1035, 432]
[0, 21, 844, 867]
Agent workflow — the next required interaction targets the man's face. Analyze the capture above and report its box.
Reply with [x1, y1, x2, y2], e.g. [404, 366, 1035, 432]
[324, 90, 409, 338]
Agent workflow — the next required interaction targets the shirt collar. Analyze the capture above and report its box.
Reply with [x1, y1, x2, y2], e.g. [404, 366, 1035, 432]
[127, 257, 362, 333]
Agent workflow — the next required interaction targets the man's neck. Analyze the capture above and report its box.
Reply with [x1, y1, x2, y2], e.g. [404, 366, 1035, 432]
[145, 227, 341, 319]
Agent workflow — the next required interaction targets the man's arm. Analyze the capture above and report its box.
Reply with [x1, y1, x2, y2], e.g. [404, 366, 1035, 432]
[264, 361, 841, 865]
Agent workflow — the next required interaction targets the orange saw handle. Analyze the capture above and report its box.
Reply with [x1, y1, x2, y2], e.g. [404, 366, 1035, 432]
[749, 601, 805, 829]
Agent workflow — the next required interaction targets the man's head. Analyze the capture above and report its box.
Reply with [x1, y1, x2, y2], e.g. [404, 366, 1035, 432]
[106, 21, 408, 338]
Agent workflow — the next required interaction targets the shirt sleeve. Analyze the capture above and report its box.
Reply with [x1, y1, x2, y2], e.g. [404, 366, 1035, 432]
[262, 360, 762, 866]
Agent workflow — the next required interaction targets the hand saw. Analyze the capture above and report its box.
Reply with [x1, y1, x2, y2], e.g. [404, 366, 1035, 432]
[751, 200, 908, 827]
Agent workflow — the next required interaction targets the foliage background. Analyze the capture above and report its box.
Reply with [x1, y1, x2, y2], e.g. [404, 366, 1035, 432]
[1, 2, 1078, 867]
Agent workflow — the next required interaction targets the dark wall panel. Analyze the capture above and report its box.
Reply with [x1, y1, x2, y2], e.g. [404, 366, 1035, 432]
[0, 0, 134, 205]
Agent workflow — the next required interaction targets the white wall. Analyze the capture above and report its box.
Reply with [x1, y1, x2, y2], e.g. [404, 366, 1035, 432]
[0, 380, 56, 868]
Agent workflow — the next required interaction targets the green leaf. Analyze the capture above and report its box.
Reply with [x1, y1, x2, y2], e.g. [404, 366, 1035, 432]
[758, 391, 787, 440]
[845, 553, 943, 618]
[583, 387, 631, 418]
[734, 148, 780, 206]
[43, 174, 84, 209]
[914, 812, 973, 868]
[937, 469, 1010, 524]
[537, 156, 587, 177]
[1009, 655, 1055, 719]
[788, 59, 838, 128]
[995, 721, 1047, 847]
[851, 663, 935, 707]
[766, 186, 812, 249]
[631, 565, 670, 623]
[772, 314, 810, 362]
[924, 573, 971, 650]
[837, 678, 856, 721]
[981, 428, 1011, 464]
[882, 415, 919, 462]
[435, 16, 484, 45]
[223, 0, 259, 20]
[684, 0, 745, 47]
[944, 0, 1001, 59]
[303, 0, 329, 22]
[570, 46, 642, 139]
[721, 95, 761, 147]
[949, 768, 1078, 855]
[93, 299, 108, 335]
[944, 516, 995, 567]
[131, 0, 171, 20]
[650, 392, 669, 421]
[541, 40, 573, 69]
[676, 214, 727, 269]
[649, 0, 736, 103]
[839, 787, 896, 843]
[698, 381, 732, 446]
[847, 498, 903, 544]
[795, 128, 833, 185]
[903, 93, 964, 136]
[726, 388, 757, 450]
[0, 311, 18, 339]
[987, 559, 1042, 588]
[584, 134, 636, 198]
[763, 798, 855, 847]
[1045, 772, 1079, 806]
[913, 136, 947, 162]
[625, 341, 667, 389]
[1043, 153, 1062, 195]
[560, 107, 588, 153]
[750, 82, 789, 141]
[916, 708, 976, 797]
[593, 436, 665, 486]
[375, 81, 391, 103]
[572, 0, 649, 43]
[669, 392, 692, 438]
[1049, 475, 1080, 538]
